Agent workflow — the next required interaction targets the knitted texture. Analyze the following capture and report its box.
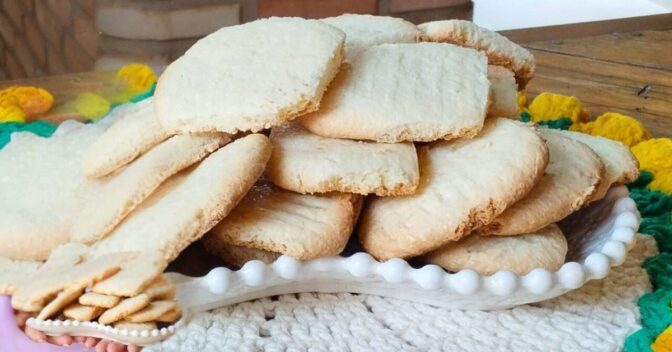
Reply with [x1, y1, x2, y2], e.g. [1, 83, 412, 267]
[146, 235, 655, 352]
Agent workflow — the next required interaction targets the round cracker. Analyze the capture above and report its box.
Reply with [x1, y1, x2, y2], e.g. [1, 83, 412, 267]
[358, 118, 549, 260]
[268, 123, 419, 196]
[479, 129, 605, 236]
[418, 20, 535, 88]
[92, 134, 272, 263]
[299, 42, 489, 143]
[321, 14, 419, 61]
[205, 181, 362, 260]
[155, 17, 345, 134]
[425, 224, 568, 275]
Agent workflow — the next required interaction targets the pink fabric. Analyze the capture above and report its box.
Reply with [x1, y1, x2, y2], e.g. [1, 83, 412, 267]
[0, 296, 83, 352]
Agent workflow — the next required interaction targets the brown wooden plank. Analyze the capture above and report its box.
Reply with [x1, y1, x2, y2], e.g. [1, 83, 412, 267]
[525, 30, 672, 71]
[500, 14, 672, 43]
[527, 49, 672, 137]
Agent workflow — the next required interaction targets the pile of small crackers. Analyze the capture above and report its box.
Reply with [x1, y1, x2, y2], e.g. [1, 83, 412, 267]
[0, 15, 640, 333]
[12, 246, 180, 331]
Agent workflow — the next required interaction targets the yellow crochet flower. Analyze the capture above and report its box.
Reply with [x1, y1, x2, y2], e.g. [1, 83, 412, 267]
[75, 93, 111, 121]
[0, 105, 26, 123]
[517, 91, 527, 113]
[648, 169, 672, 194]
[571, 112, 649, 147]
[631, 138, 672, 173]
[652, 325, 672, 352]
[0, 86, 53, 118]
[116, 63, 157, 92]
[527, 92, 590, 123]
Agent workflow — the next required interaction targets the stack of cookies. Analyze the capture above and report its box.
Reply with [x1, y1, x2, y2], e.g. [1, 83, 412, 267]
[0, 15, 640, 331]
[11, 245, 180, 330]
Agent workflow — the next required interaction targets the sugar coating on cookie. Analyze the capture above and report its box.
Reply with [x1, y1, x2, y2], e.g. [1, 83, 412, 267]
[205, 182, 362, 260]
[359, 118, 549, 260]
[155, 17, 345, 134]
[426, 224, 567, 275]
[92, 134, 272, 262]
[479, 129, 605, 236]
[82, 98, 170, 179]
[71, 133, 229, 245]
[321, 14, 419, 61]
[268, 123, 419, 196]
[487, 65, 518, 119]
[550, 129, 639, 202]
[0, 124, 105, 260]
[419, 19, 535, 88]
[300, 42, 489, 143]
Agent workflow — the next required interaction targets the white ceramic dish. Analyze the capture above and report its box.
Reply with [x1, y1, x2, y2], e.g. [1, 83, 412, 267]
[29, 185, 639, 345]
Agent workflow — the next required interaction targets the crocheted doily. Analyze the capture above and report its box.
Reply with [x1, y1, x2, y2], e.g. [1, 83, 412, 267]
[147, 235, 655, 352]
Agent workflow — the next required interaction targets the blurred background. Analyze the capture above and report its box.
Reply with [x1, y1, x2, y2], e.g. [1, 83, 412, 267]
[0, 0, 670, 79]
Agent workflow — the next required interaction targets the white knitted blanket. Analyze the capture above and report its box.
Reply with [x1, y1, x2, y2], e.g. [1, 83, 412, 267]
[147, 235, 655, 352]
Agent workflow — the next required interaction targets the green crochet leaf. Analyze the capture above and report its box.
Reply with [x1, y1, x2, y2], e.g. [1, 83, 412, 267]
[0, 121, 57, 149]
[629, 171, 655, 190]
[625, 328, 655, 352]
[130, 82, 156, 103]
[638, 290, 672, 337]
[644, 254, 672, 290]
[537, 117, 573, 130]
[520, 111, 531, 122]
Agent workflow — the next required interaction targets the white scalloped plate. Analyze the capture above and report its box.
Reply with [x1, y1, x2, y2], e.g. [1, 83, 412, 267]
[28, 185, 639, 346]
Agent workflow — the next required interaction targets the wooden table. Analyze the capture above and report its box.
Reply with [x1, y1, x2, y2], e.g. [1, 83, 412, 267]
[1, 19, 671, 136]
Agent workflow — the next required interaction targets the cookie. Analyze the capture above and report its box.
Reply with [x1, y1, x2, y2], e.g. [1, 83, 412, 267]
[487, 65, 518, 119]
[156, 306, 182, 323]
[267, 123, 419, 196]
[12, 252, 135, 312]
[99, 294, 151, 325]
[37, 286, 85, 320]
[205, 181, 362, 260]
[155, 17, 345, 134]
[359, 118, 549, 260]
[92, 134, 272, 262]
[64, 303, 105, 321]
[0, 256, 41, 295]
[81, 99, 171, 178]
[125, 300, 179, 323]
[418, 20, 535, 88]
[79, 292, 121, 308]
[207, 245, 281, 268]
[478, 129, 605, 236]
[72, 133, 229, 244]
[426, 224, 568, 275]
[92, 251, 167, 297]
[0, 123, 106, 260]
[550, 129, 639, 201]
[143, 277, 176, 300]
[299, 43, 489, 143]
[321, 14, 419, 61]
[113, 321, 157, 331]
